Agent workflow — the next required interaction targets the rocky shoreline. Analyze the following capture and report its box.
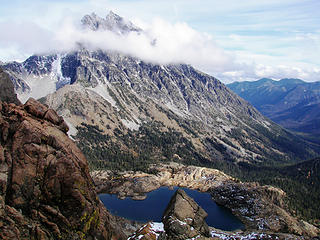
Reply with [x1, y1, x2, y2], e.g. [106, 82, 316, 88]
[91, 162, 236, 198]
[91, 162, 320, 238]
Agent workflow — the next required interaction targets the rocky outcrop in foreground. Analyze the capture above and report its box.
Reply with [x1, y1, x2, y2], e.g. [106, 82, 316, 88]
[92, 163, 320, 238]
[0, 99, 125, 239]
[162, 189, 210, 239]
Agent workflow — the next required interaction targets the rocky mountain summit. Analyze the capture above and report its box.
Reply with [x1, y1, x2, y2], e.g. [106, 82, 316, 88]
[81, 11, 142, 34]
[0, 98, 125, 239]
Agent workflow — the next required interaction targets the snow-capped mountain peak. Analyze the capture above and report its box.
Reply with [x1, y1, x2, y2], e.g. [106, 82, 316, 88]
[81, 11, 142, 35]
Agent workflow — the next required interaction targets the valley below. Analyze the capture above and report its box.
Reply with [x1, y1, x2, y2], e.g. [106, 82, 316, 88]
[227, 78, 320, 144]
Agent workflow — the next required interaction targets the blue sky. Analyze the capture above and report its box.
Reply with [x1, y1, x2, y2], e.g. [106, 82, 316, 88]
[0, 0, 319, 83]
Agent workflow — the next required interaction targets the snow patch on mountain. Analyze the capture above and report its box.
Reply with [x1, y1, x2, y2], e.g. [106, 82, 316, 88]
[149, 222, 164, 233]
[64, 118, 78, 139]
[210, 230, 276, 240]
[14, 54, 70, 103]
[165, 101, 187, 118]
[221, 125, 232, 132]
[18, 75, 57, 103]
[52, 55, 71, 90]
[88, 84, 118, 108]
[121, 118, 140, 131]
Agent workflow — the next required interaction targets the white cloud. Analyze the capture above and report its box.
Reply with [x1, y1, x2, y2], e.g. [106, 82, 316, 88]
[0, 0, 319, 83]
[0, 15, 235, 75]
[0, 21, 55, 60]
[221, 63, 320, 84]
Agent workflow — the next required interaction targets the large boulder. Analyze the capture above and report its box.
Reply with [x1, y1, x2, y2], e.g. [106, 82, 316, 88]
[0, 99, 126, 239]
[24, 98, 69, 133]
[162, 189, 210, 240]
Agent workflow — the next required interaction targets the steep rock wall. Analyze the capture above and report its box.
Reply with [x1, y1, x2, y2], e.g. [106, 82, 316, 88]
[0, 98, 125, 239]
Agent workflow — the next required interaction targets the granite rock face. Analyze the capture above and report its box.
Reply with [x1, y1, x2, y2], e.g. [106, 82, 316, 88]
[162, 189, 210, 240]
[0, 99, 125, 239]
[91, 162, 235, 198]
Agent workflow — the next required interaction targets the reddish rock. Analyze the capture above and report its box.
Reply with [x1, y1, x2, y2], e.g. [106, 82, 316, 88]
[0, 67, 21, 105]
[24, 97, 48, 118]
[58, 120, 69, 133]
[0, 99, 126, 239]
[43, 108, 63, 125]
[43, 108, 69, 133]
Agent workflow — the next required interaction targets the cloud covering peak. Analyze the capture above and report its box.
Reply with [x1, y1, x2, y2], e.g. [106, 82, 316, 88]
[0, 12, 235, 74]
[0, 5, 319, 83]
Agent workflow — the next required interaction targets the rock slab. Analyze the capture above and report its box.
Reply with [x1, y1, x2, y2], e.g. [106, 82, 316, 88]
[162, 189, 210, 240]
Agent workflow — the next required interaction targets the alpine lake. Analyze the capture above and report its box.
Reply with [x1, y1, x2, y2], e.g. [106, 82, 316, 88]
[99, 186, 244, 231]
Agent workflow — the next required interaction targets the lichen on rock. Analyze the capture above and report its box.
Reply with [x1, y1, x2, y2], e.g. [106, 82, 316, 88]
[0, 98, 125, 239]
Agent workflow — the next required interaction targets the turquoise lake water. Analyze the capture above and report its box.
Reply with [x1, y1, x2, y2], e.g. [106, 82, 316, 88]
[99, 186, 244, 231]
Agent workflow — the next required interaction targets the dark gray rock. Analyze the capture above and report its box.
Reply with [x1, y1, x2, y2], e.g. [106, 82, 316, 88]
[0, 67, 21, 105]
[210, 182, 320, 237]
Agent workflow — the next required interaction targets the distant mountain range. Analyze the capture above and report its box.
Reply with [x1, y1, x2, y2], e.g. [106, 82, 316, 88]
[228, 78, 320, 142]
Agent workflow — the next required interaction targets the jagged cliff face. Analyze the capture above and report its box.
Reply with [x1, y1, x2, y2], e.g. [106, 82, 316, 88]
[4, 54, 70, 103]
[0, 98, 125, 239]
[40, 49, 318, 167]
[3, 12, 318, 170]
[81, 11, 142, 34]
